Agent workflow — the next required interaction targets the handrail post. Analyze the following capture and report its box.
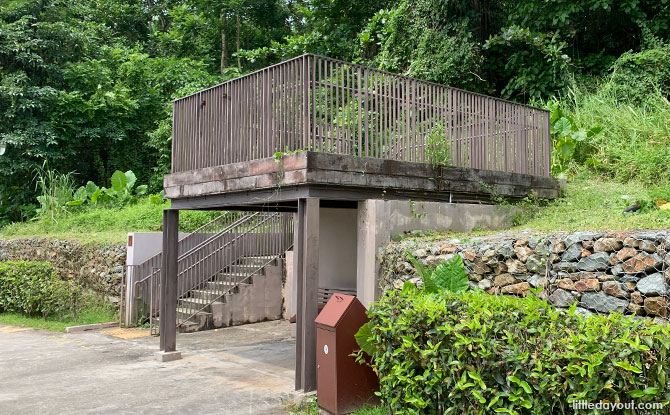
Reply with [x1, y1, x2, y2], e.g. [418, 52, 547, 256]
[302, 55, 311, 151]
[171, 100, 177, 173]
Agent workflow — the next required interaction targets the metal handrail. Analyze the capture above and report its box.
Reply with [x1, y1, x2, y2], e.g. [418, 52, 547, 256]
[180, 241, 294, 327]
[172, 54, 551, 177]
[129, 211, 293, 332]
[175, 212, 293, 328]
[125, 212, 249, 326]
[177, 256, 275, 328]
[177, 214, 270, 283]
[132, 212, 246, 286]
[177, 213, 258, 261]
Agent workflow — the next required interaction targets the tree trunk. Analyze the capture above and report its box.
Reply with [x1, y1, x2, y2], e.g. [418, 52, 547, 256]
[221, 12, 228, 75]
[221, 30, 228, 74]
[236, 13, 241, 69]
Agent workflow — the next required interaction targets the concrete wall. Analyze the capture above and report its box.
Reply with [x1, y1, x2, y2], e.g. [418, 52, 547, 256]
[286, 201, 519, 320]
[284, 250, 295, 319]
[126, 232, 211, 266]
[128, 233, 163, 266]
[356, 200, 518, 306]
[284, 208, 358, 320]
[318, 208, 358, 290]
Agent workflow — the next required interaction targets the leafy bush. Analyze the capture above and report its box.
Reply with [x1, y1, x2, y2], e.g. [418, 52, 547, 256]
[424, 125, 452, 168]
[548, 101, 603, 178]
[0, 261, 80, 318]
[68, 170, 150, 207]
[485, 26, 572, 101]
[358, 289, 670, 414]
[368, 0, 485, 92]
[357, 253, 470, 356]
[606, 45, 670, 103]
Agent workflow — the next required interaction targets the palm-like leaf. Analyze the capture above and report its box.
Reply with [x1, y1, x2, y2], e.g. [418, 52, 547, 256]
[432, 255, 469, 293]
[407, 251, 438, 293]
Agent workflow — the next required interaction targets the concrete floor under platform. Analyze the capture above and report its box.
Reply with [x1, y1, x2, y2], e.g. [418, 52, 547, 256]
[0, 320, 297, 415]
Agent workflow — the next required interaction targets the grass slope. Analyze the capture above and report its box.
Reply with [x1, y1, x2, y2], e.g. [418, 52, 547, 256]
[2, 174, 669, 245]
[397, 173, 670, 245]
[0, 199, 222, 245]
[561, 86, 670, 185]
[519, 173, 670, 231]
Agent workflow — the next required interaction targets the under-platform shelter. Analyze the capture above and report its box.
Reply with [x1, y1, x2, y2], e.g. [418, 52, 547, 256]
[158, 54, 560, 392]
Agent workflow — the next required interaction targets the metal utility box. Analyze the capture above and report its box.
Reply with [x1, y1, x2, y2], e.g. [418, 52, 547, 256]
[315, 293, 379, 414]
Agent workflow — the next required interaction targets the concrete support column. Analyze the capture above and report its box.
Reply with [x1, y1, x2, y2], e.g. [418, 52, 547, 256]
[356, 200, 378, 306]
[295, 198, 319, 391]
[158, 209, 181, 362]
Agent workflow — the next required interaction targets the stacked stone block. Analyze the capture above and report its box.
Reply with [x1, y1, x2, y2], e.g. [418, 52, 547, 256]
[382, 231, 669, 322]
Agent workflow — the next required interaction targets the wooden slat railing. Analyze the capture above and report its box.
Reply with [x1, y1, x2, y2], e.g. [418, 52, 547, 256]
[172, 54, 551, 177]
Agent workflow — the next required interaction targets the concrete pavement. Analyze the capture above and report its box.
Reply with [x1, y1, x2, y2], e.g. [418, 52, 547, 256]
[0, 320, 297, 415]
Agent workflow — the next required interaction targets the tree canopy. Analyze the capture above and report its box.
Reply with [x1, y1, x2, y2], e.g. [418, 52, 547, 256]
[1, 0, 669, 224]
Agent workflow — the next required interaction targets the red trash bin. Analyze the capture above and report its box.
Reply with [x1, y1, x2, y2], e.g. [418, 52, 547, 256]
[315, 293, 379, 414]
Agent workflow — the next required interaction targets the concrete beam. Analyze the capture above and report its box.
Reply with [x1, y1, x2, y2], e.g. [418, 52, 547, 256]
[164, 151, 561, 204]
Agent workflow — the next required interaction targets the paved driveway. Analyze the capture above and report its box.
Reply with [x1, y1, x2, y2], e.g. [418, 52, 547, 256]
[0, 320, 297, 414]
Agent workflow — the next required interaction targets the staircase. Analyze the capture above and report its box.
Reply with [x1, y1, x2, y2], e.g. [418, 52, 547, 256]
[127, 212, 293, 335]
[174, 255, 284, 333]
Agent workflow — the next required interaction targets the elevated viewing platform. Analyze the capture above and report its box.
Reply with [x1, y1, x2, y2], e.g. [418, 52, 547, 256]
[159, 54, 561, 392]
[165, 54, 559, 208]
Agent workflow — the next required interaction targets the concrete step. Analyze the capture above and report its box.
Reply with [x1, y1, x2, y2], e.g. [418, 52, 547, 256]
[228, 264, 263, 274]
[190, 289, 229, 301]
[154, 317, 202, 334]
[217, 272, 257, 280]
[177, 307, 212, 320]
[206, 280, 251, 292]
[179, 297, 226, 311]
[177, 320, 200, 333]
[152, 256, 283, 334]
[237, 256, 276, 266]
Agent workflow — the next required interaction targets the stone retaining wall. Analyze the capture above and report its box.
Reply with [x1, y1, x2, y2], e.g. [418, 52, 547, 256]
[381, 230, 669, 322]
[0, 238, 126, 304]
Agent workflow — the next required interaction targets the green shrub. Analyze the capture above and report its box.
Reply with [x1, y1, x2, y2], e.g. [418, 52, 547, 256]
[0, 261, 80, 318]
[607, 45, 670, 103]
[360, 289, 670, 415]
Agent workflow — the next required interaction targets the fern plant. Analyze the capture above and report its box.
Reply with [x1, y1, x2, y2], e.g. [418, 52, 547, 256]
[356, 252, 470, 356]
[407, 251, 469, 293]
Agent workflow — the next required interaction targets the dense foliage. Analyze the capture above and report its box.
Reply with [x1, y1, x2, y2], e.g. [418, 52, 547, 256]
[1, 0, 670, 225]
[0, 261, 80, 318]
[360, 289, 670, 414]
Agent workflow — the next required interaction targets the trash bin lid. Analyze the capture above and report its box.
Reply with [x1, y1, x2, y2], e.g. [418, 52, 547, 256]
[314, 293, 357, 328]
